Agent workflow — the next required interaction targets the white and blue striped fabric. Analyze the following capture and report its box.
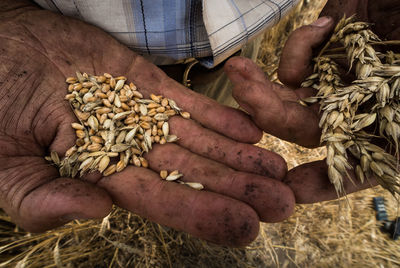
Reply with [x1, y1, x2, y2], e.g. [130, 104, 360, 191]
[33, 0, 298, 67]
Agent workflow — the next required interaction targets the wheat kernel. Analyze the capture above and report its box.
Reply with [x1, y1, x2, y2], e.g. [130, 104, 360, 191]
[103, 164, 116, 176]
[76, 130, 86, 139]
[139, 157, 148, 168]
[160, 170, 168, 179]
[180, 111, 190, 119]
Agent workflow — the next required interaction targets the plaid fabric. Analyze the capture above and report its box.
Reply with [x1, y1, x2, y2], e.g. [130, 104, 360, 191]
[33, 0, 298, 67]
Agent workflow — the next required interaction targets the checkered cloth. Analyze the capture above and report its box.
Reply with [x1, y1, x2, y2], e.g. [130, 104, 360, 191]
[33, 0, 298, 67]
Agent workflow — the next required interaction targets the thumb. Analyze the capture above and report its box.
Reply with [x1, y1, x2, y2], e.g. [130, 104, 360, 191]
[278, 16, 334, 88]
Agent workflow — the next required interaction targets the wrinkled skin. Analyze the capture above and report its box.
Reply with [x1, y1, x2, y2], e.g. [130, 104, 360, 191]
[0, 0, 297, 247]
[225, 0, 400, 203]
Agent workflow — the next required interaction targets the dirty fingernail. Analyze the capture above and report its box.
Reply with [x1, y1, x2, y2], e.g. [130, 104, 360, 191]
[311, 16, 332, 27]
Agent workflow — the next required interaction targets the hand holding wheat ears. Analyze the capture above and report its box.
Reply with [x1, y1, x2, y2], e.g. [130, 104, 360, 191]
[0, 0, 297, 247]
[301, 16, 400, 196]
[226, 0, 400, 203]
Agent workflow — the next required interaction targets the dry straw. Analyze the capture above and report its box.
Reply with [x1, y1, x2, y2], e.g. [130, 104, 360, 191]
[302, 16, 400, 196]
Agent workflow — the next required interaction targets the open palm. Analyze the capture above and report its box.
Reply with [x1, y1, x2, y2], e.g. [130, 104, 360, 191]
[0, 1, 295, 246]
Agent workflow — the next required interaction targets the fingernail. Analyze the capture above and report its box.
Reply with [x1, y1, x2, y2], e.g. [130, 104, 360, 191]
[311, 16, 332, 27]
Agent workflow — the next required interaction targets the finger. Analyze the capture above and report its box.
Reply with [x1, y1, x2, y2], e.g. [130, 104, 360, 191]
[97, 166, 260, 247]
[124, 56, 263, 144]
[1, 157, 112, 232]
[225, 56, 268, 85]
[230, 78, 321, 147]
[146, 143, 295, 222]
[284, 160, 377, 204]
[19, 178, 112, 231]
[225, 56, 318, 101]
[168, 116, 287, 180]
[278, 17, 335, 88]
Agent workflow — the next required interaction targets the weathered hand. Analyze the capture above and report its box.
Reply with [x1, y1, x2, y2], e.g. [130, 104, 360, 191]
[226, 18, 336, 148]
[224, 13, 393, 203]
[0, 0, 295, 246]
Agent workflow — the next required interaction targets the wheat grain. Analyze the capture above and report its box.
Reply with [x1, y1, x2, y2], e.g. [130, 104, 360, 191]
[46, 72, 203, 191]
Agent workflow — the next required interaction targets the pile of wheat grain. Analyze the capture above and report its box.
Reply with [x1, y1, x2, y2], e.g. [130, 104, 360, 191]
[46, 72, 203, 190]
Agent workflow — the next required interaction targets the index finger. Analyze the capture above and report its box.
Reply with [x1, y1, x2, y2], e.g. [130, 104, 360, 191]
[125, 56, 263, 144]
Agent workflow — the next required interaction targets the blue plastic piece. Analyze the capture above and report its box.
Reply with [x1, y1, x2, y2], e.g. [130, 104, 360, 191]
[373, 197, 388, 222]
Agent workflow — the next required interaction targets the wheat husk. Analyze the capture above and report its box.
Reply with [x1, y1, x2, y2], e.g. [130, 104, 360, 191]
[302, 16, 400, 196]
